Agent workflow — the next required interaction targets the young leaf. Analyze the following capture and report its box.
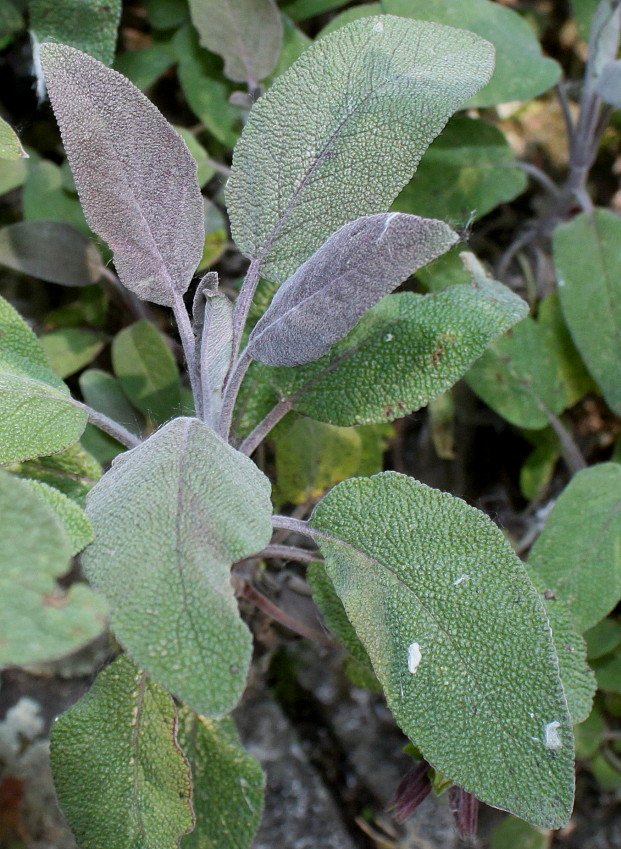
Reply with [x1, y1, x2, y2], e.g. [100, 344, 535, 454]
[0, 221, 104, 286]
[0, 295, 87, 463]
[188, 0, 283, 86]
[177, 709, 265, 849]
[51, 655, 194, 849]
[553, 209, 621, 415]
[392, 116, 527, 223]
[309, 472, 574, 828]
[193, 278, 234, 425]
[0, 471, 106, 667]
[39, 43, 205, 307]
[226, 15, 494, 283]
[0, 115, 27, 160]
[528, 463, 621, 633]
[40, 328, 105, 379]
[31, 0, 122, 65]
[111, 321, 182, 423]
[266, 268, 527, 426]
[82, 417, 273, 717]
[248, 213, 458, 367]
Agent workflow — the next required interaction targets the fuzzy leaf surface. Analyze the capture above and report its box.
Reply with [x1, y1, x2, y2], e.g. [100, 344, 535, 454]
[0, 115, 26, 159]
[310, 472, 574, 827]
[528, 463, 621, 633]
[40, 43, 204, 307]
[82, 417, 273, 717]
[178, 709, 264, 849]
[30, 0, 122, 64]
[51, 655, 193, 849]
[226, 15, 494, 282]
[188, 0, 282, 84]
[553, 209, 621, 415]
[248, 213, 457, 366]
[267, 273, 527, 426]
[0, 295, 87, 462]
[0, 471, 106, 667]
[6, 442, 101, 506]
[20, 479, 93, 554]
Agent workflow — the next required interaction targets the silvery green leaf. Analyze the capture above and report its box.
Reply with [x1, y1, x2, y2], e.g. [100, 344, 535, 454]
[248, 213, 458, 367]
[226, 15, 494, 282]
[39, 43, 205, 307]
[0, 115, 27, 160]
[82, 417, 273, 717]
[20, 479, 93, 555]
[595, 59, 621, 106]
[193, 274, 234, 425]
[587, 0, 621, 87]
[51, 655, 194, 849]
[188, 0, 283, 85]
[310, 472, 574, 828]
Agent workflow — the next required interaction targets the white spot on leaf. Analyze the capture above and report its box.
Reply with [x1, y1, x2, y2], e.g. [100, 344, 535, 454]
[385, 333, 394, 342]
[373, 20, 384, 33]
[544, 720, 562, 749]
[453, 574, 469, 586]
[407, 642, 422, 674]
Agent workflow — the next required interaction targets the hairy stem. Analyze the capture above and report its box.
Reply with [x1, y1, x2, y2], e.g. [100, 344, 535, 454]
[172, 291, 200, 414]
[238, 579, 334, 645]
[260, 543, 318, 563]
[238, 396, 294, 455]
[73, 401, 141, 449]
[271, 514, 314, 539]
[230, 258, 261, 368]
[218, 348, 253, 439]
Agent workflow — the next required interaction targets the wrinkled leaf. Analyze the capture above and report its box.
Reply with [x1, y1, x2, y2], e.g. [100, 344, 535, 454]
[31, 0, 122, 65]
[83, 417, 273, 716]
[40, 43, 205, 307]
[178, 709, 264, 849]
[310, 472, 574, 827]
[51, 655, 193, 849]
[553, 209, 621, 414]
[6, 441, 101, 506]
[227, 15, 494, 283]
[392, 116, 527, 222]
[0, 115, 26, 160]
[40, 328, 105, 379]
[189, 0, 282, 85]
[21, 479, 93, 554]
[0, 295, 87, 463]
[0, 221, 103, 286]
[267, 267, 527, 426]
[248, 213, 457, 367]
[0, 471, 106, 667]
[528, 463, 621, 633]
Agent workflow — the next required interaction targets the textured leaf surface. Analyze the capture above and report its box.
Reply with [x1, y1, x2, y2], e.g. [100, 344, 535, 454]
[392, 117, 527, 222]
[82, 417, 273, 717]
[248, 213, 457, 366]
[267, 271, 527, 426]
[40, 43, 204, 307]
[21, 479, 93, 554]
[0, 471, 106, 667]
[112, 321, 181, 423]
[528, 463, 621, 633]
[178, 709, 264, 849]
[31, 0, 121, 65]
[0, 221, 103, 286]
[553, 210, 621, 415]
[189, 0, 282, 84]
[226, 15, 494, 282]
[310, 472, 574, 827]
[193, 277, 234, 425]
[40, 328, 105, 379]
[51, 655, 193, 849]
[0, 115, 26, 159]
[6, 441, 101, 506]
[466, 317, 565, 429]
[0, 295, 87, 462]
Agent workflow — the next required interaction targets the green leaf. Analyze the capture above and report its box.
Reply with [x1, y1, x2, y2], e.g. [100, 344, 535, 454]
[593, 652, 621, 693]
[80, 368, 143, 435]
[175, 127, 216, 187]
[40, 43, 205, 308]
[188, 0, 282, 84]
[40, 328, 105, 379]
[51, 654, 194, 849]
[490, 816, 550, 849]
[282, 0, 349, 20]
[392, 116, 527, 222]
[5, 441, 101, 506]
[574, 707, 604, 759]
[20, 479, 93, 554]
[113, 43, 176, 90]
[23, 161, 89, 233]
[0, 0, 23, 51]
[520, 428, 560, 501]
[0, 471, 107, 667]
[226, 15, 494, 283]
[178, 709, 264, 849]
[0, 220, 104, 287]
[0, 115, 27, 160]
[571, 0, 601, 39]
[82, 417, 273, 717]
[145, 0, 190, 29]
[309, 472, 574, 828]
[466, 316, 565, 430]
[30, 0, 122, 65]
[584, 618, 621, 660]
[269, 14, 311, 79]
[382, 0, 561, 107]
[553, 209, 621, 415]
[0, 295, 88, 463]
[528, 463, 621, 633]
[0, 157, 28, 195]
[416, 246, 472, 292]
[267, 267, 528, 426]
[111, 321, 182, 423]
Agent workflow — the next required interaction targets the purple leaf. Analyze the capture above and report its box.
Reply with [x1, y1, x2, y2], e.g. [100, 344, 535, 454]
[39, 43, 205, 307]
[247, 213, 458, 366]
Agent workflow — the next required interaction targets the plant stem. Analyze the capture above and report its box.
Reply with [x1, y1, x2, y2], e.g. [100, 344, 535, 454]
[218, 348, 253, 439]
[238, 578, 334, 645]
[238, 396, 294, 454]
[260, 543, 318, 563]
[514, 161, 561, 199]
[230, 258, 261, 368]
[172, 291, 200, 414]
[271, 514, 314, 539]
[73, 401, 141, 449]
[537, 402, 587, 475]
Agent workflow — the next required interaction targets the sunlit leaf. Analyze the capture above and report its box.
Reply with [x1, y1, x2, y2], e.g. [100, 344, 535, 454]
[40, 328, 105, 379]
[6, 441, 101, 506]
[0, 115, 26, 160]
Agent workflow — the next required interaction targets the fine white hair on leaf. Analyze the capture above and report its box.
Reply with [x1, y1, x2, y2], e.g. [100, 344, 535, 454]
[453, 574, 469, 586]
[407, 642, 422, 674]
[544, 720, 562, 749]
